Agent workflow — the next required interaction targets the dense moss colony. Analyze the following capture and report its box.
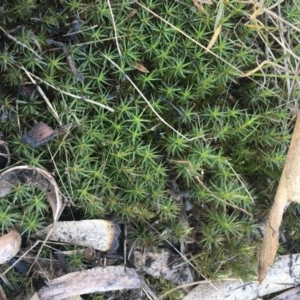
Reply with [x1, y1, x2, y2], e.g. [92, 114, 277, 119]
[0, 0, 299, 297]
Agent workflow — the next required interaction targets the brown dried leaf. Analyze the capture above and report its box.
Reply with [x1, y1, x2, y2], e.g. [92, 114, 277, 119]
[21, 122, 57, 148]
[38, 266, 141, 300]
[36, 220, 121, 252]
[259, 113, 300, 282]
[133, 63, 149, 73]
[0, 166, 63, 222]
[0, 229, 21, 264]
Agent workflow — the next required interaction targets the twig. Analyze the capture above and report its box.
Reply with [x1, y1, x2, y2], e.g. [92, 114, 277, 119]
[63, 25, 98, 37]
[107, 0, 122, 57]
[18, 66, 114, 112]
[0, 26, 43, 60]
[21, 65, 62, 125]
[46, 39, 84, 83]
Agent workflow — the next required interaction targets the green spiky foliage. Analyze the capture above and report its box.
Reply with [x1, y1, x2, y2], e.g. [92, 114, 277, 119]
[0, 0, 299, 298]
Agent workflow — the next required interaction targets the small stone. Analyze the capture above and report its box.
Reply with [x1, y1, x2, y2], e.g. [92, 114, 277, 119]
[184, 200, 194, 212]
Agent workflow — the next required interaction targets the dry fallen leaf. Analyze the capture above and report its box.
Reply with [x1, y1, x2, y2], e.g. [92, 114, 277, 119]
[35, 220, 121, 252]
[21, 122, 57, 148]
[38, 266, 141, 300]
[259, 113, 300, 282]
[183, 253, 300, 300]
[0, 229, 21, 264]
[133, 63, 149, 73]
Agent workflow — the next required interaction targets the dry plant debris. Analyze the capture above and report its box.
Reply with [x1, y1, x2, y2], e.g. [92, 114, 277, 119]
[133, 248, 194, 285]
[270, 287, 300, 300]
[35, 220, 121, 252]
[258, 113, 300, 282]
[0, 166, 63, 222]
[0, 229, 21, 264]
[183, 254, 300, 300]
[36, 266, 141, 300]
[21, 122, 57, 148]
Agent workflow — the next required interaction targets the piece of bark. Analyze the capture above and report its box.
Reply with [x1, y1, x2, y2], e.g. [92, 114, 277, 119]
[38, 266, 141, 300]
[35, 220, 121, 252]
[0, 166, 63, 222]
[183, 254, 300, 300]
[259, 113, 300, 282]
[0, 229, 21, 264]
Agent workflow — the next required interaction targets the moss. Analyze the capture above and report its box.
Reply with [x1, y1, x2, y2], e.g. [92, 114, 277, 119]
[0, 0, 299, 297]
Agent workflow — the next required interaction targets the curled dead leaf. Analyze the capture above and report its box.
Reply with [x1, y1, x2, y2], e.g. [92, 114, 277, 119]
[0, 166, 63, 222]
[0, 229, 21, 264]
